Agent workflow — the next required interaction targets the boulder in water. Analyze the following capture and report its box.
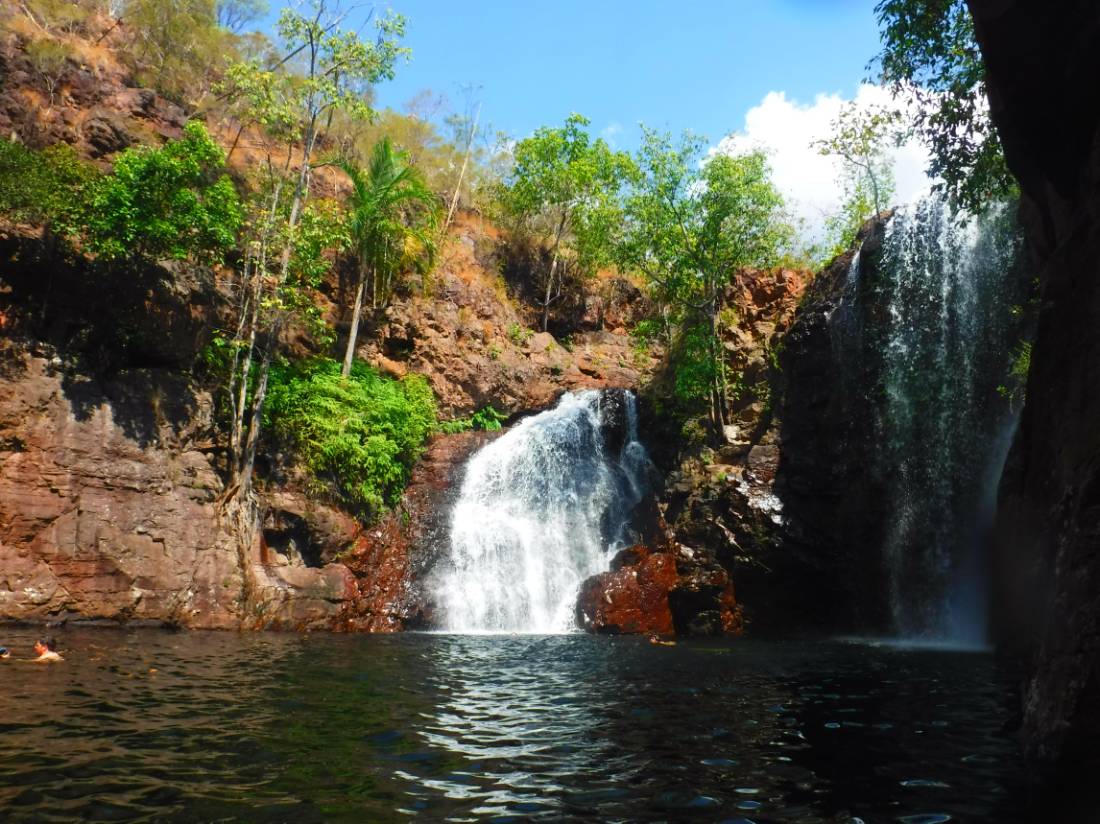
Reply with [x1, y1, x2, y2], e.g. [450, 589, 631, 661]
[576, 542, 742, 637]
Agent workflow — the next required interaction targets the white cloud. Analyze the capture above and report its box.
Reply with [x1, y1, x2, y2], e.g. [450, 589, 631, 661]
[713, 84, 931, 245]
[600, 122, 623, 147]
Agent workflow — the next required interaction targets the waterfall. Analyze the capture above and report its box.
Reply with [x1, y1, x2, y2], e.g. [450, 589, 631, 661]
[435, 390, 652, 633]
[833, 196, 1024, 640]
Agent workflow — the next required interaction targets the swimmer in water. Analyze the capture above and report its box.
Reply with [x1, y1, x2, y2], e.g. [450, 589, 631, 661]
[0, 647, 10, 659]
[32, 637, 62, 663]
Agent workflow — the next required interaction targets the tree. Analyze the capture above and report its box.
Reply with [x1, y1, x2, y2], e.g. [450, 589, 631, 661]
[83, 120, 242, 263]
[337, 137, 440, 377]
[502, 113, 633, 331]
[121, 0, 230, 102]
[815, 102, 900, 257]
[216, 0, 268, 33]
[874, 0, 1014, 209]
[617, 129, 789, 430]
[213, 1, 408, 606]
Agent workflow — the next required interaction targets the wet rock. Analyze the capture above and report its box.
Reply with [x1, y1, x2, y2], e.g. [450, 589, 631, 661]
[337, 430, 501, 631]
[970, 1, 1100, 813]
[576, 545, 677, 635]
[576, 538, 742, 637]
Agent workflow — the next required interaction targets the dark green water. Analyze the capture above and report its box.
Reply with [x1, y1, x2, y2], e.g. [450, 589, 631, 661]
[0, 629, 1025, 822]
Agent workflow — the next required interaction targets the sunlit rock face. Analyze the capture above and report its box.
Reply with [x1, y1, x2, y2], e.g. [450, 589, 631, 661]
[576, 541, 742, 637]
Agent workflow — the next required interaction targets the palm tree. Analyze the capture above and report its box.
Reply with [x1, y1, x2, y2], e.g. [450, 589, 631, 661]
[337, 138, 440, 378]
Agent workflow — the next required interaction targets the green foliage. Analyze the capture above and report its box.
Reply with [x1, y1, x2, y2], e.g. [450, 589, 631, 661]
[507, 323, 533, 346]
[502, 113, 634, 327]
[218, 5, 409, 147]
[874, 0, 1016, 209]
[670, 322, 721, 406]
[816, 103, 900, 258]
[0, 140, 95, 228]
[265, 358, 437, 514]
[504, 114, 632, 269]
[618, 131, 789, 304]
[997, 340, 1032, 405]
[121, 0, 231, 102]
[338, 137, 440, 310]
[438, 405, 507, 434]
[83, 121, 242, 263]
[616, 129, 789, 417]
[21, 0, 93, 34]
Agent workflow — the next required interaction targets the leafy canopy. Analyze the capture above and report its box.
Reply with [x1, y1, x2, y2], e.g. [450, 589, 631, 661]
[503, 113, 633, 272]
[617, 129, 789, 410]
[218, 4, 410, 145]
[618, 130, 788, 311]
[816, 102, 900, 258]
[264, 358, 437, 515]
[83, 121, 242, 263]
[339, 136, 441, 310]
[874, 0, 1015, 209]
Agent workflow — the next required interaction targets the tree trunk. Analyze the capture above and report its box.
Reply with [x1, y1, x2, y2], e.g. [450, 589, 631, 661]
[444, 102, 481, 233]
[541, 210, 570, 332]
[542, 252, 559, 332]
[342, 264, 367, 378]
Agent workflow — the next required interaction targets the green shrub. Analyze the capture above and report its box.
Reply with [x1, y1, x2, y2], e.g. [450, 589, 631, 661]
[438, 404, 506, 434]
[83, 121, 242, 263]
[264, 358, 437, 515]
[507, 323, 533, 346]
[0, 140, 95, 227]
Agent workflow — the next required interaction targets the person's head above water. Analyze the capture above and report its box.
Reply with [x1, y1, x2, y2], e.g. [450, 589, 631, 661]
[0, 647, 9, 659]
[32, 638, 61, 661]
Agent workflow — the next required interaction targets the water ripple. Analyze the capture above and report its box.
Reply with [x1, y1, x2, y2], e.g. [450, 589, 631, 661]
[0, 629, 1026, 821]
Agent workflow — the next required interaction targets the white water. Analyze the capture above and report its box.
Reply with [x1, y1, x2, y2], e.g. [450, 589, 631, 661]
[435, 390, 652, 633]
[832, 196, 1024, 641]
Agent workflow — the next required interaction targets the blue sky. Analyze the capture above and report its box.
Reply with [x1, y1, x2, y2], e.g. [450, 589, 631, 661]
[366, 0, 885, 147]
[259, 1, 928, 239]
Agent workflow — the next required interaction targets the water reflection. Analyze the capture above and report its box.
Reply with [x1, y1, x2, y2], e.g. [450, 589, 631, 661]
[0, 629, 1026, 822]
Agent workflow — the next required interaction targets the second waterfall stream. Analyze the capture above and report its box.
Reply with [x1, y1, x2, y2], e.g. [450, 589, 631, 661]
[434, 390, 652, 633]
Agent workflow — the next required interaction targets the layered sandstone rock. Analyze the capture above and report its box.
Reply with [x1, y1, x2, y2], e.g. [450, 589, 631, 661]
[354, 214, 657, 418]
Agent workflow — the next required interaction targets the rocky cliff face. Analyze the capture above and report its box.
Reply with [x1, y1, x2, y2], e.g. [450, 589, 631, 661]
[969, 0, 1100, 812]
[0, 231, 359, 629]
[577, 268, 813, 635]
[352, 212, 656, 419]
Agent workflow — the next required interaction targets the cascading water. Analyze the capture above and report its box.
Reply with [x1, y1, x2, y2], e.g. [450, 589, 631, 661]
[434, 390, 652, 633]
[831, 196, 1025, 640]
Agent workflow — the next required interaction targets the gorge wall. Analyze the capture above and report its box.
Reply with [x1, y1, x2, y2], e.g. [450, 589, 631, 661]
[968, 0, 1100, 811]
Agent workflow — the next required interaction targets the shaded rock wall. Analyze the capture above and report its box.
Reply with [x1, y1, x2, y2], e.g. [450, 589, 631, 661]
[650, 266, 852, 633]
[968, 0, 1100, 811]
[767, 219, 894, 633]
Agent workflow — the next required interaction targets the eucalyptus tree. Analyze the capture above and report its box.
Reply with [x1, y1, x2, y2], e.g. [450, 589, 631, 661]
[502, 113, 633, 331]
[616, 129, 789, 430]
[815, 102, 900, 257]
[338, 136, 440, 377]
[213, 1, 408, 601]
